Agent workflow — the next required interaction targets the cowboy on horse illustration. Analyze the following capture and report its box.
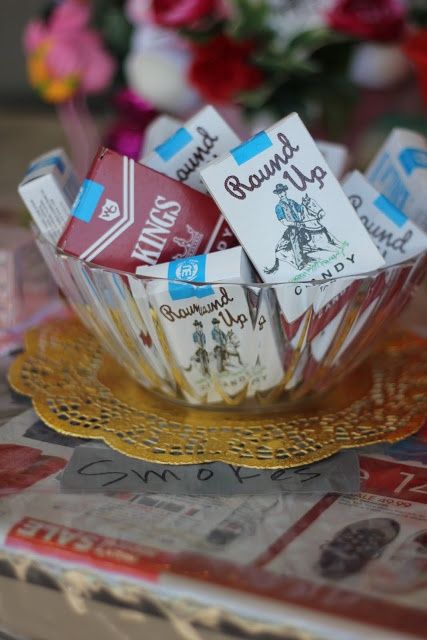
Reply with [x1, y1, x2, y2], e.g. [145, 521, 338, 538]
[264, 184, 338, 274]
[186, 319, 210, 375]
[212, 318, 243, 372]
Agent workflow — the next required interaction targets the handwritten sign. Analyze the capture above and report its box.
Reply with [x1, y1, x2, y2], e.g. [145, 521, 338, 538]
[60, 446, 359, 495]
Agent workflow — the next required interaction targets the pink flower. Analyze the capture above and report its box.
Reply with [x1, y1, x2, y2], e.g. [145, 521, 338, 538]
[77, 33, 117, 92]
[126, 0, 219, 27]
[49, 0, 91, 33]
[23, 0, 116, 102]
[44, 31, 116, 93]
[23, 20, 47, 53]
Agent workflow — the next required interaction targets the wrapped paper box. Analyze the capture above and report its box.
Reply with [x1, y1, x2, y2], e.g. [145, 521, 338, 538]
[315, 139, 350, 179]
[343, 170, 427, 263]
[201, 112, 385, 287]
[18, 148, 79, 243]
[57, 147, 236, 273]
[141, 114, 182, 156]
[137, 247, 284, 403]
[0, 225, 57, 329]
[366, 127, 427, 232]
[141, 105, 240, 194]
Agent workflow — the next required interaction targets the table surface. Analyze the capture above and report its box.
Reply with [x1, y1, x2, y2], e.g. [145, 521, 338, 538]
[1, 344, 427, 640]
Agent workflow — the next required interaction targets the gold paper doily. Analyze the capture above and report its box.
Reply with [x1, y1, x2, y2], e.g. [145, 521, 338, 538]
[8, 318, 427, 468]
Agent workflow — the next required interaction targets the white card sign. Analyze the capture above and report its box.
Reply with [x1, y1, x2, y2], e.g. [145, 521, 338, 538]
[201, 112, 385, 284]
[61, 446, 360, 495]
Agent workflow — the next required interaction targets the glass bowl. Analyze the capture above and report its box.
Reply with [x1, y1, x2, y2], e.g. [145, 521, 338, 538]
[36, 232, 427, 410]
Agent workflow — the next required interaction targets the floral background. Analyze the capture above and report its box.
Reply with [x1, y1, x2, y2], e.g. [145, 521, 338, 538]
[21, 0, 427, 165]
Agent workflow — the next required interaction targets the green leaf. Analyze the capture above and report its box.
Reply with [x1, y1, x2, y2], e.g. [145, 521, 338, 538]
[227, 0, 274, 41]
[408, 0, 427, 26]
[101, 7, 133, 59]
[287, 27, 350, 55]
[253, 45, 322, 82]
[238, 83, 277, 109]
[179, 20, 226, 43]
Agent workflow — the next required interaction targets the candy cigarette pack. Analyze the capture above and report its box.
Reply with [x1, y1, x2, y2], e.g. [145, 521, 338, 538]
[141, 105, 241, 193]
[57, 147, 236, 273]
[18, 148, 79, 243]
[142, 114, 183, 156]
[201, 112, 385, 286]
[343, 170, 427, 264]
[366, 128, 427, 232]
[315, 139, 349, 179]
[137, 247, 284, 403]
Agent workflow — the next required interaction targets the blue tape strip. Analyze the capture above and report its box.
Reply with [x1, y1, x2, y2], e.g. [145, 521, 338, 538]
[26, 155, 65, 176]
[399, 147, 427, 175]
[155, 128, 193, 162]
[112, 273, 126, 299]
[374, 195, 407, 228]
[231, 131, 273, 165]
[71, 179, 105, 223]
[168, 255, 214, 301]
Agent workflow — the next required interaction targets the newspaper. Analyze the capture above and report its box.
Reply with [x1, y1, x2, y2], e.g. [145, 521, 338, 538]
[0, 402, 426, 639]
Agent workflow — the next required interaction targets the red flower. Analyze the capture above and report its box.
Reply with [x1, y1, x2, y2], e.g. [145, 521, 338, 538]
[128, 0, 217, 27]
[189, 35, 263, 103]
[328, 0, 406, 42]
[403, 29, 427, 106]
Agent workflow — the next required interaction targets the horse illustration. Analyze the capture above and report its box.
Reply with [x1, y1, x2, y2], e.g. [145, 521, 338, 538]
[225, 330, 243, 366]
[213, 328, 243, 372]
[301, 194, 338, 250]
[264, 189, 339, 274]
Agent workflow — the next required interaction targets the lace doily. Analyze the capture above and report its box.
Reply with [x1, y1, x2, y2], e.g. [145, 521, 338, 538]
[8, 318, 427, 468]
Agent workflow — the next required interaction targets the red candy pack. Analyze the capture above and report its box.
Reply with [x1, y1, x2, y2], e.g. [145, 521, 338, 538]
[57, 147, 237, 273]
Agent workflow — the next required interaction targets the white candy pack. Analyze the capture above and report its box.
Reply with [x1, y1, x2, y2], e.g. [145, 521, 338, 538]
[141, 105, 240, 193]
[315, 139, 350, 179]
[141, 114, 182, 156]
[366, 127, 427, 232]
[201, 112, 385, 286]
[137, 247, 284, 403]
[18, 148, 79, 243]
[343, 170, 427, 264]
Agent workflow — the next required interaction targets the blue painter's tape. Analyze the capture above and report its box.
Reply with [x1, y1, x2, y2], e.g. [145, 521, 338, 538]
[155, 128, 193, 162]
[168, 255, 214, 301]
[374, 195, 407, 228]
[399, 147, 427, 175]
[26, 155, 65, 176]
[231, 131, 273, 165]
[71, 179, 105, 223]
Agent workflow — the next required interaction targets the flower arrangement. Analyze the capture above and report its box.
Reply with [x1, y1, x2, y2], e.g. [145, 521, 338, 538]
[23, 0, 116, 104]
[23, 0, 427, 165]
